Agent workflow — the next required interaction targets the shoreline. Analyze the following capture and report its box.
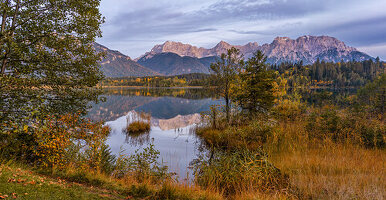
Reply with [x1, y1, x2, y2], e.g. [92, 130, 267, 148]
[100, 86, 205, 89]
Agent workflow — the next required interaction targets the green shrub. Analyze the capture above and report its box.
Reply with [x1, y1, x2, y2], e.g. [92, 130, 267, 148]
[273, 98, 306, 121]
[128, 184, 153, 199]
[305, 107, 385, 148]
[356, 121, 385, 148]
[113, 143, 171, 183]
[0, 113, 111, 170]
[196, 120, 274, 151]
[154, 184, 179, 200]
[192, 149, 289, 195]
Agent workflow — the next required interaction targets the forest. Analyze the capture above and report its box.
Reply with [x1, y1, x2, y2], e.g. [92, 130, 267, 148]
[102, 59, 385, 88]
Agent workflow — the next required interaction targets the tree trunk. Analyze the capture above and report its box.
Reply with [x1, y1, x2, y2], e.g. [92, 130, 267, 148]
[0, 0, 9, 74]
[0, 0, 9, 34]
[1, 0, 20, 74]
[225, 80, 230, 124]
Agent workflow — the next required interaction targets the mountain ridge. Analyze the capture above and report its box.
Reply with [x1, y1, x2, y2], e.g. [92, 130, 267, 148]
[96, 35, 377, 77]
[137, 35, 374, 64]
[94, 43, 160, 77]
[137, 52, 216, 75]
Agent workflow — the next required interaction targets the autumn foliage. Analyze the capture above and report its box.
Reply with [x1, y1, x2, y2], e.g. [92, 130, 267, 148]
[1, 113, 110, 171]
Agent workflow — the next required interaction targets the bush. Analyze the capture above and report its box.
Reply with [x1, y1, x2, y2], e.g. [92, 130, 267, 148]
[113, 143, 171, 183]
[196, 120, 275, 151]
[273, 98, 306, 121]
[0, 113, 111, 170]
[305, 107, 385, 148]
[126, 121, 151, 135]
[192, 149, 289, 195]
[356, 120, 385, 148]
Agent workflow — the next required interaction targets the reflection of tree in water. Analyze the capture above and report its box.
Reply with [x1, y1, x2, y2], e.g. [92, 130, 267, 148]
[123, 111, 152, 146]
[87, 88, 222, 122]
[103, 88, 219, 99]
[124, 131, 151, 146]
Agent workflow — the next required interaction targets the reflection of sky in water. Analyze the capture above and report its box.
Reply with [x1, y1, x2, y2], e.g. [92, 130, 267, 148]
[87, 88, 223, 180]
[105, 112, 200, 181]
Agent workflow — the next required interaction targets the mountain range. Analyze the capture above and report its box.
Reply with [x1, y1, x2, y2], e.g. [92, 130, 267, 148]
[94, 43, 160, 77]
[96, 35, 375, 77]
[137, 53, 217, 75]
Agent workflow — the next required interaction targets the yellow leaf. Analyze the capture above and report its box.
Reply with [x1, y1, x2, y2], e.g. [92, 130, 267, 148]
[23, 125, 28, 132]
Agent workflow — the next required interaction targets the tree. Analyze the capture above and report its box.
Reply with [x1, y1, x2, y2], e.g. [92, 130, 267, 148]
[356, 74, 385, 119]
[0, 0, 105, 126]
[210, 47, 243, 123]
[234, 51, 275, 116]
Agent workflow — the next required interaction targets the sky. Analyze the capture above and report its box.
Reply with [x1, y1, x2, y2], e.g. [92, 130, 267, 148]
[96, 0, 386, 60]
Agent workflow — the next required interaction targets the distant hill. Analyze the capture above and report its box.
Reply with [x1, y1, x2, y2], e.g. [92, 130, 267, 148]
[94, 43, 160, 77]
[137, 52, 217, 75]
[137, 35, 374, 65]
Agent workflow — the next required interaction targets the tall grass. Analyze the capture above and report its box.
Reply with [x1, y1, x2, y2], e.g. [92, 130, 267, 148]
[125, 112, 151, 135]
[265, 114, 385, 200]
[195, 101, 385, 199]
[192, 149, 290, 196]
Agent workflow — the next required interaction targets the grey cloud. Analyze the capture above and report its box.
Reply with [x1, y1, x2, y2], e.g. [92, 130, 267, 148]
[310, 16, 386, 46]
[206, 0, 330, 19]
[98, 0, 386, 58]
[228, 30, 267, 35]
[105, 0, 331, 40]
[192, 28, 217, 32]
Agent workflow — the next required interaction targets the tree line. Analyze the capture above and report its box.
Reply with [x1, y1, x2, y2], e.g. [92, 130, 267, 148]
[273, 58, 385, 87]
[101, 73, 211, 87]
[102, 59, 384, 88]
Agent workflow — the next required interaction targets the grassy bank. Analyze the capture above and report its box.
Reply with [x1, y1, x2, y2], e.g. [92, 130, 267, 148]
[0, 161, 224, 200]
[194, 100, 385, 199]
[0, 162, 125, 200]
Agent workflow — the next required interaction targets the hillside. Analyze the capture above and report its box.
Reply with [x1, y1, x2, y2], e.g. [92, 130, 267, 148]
[94, 43, 160, 77]
[137, 52, 215, 75]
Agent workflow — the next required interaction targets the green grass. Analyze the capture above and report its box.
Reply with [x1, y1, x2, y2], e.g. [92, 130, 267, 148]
[0, 162, 223, 200]
[0, 164, 126, 200]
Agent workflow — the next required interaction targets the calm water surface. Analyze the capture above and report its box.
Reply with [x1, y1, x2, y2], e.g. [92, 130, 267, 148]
[88, 88, 222, 180]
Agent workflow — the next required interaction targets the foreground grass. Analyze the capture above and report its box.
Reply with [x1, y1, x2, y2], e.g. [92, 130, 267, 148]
[195, 112, 385, 199]
[0, 163, 126, 200]
[0, 162, 222, 200]
[266, 122, 386, 200]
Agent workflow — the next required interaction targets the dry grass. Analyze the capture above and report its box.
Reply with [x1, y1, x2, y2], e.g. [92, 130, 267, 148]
[265, 121, 386, 200]
[126, 121, 151, 134]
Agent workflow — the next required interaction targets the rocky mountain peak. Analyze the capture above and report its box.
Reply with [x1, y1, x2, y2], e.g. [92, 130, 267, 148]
[137, 36, 373, 64]
[273, 36, 291, 42]
[93, 42, 159, 77]
[214, 41, 231, 48]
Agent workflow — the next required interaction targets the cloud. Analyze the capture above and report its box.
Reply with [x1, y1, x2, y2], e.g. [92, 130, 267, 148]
[97, 0, 386, 58]
[358, 43, 386, 61]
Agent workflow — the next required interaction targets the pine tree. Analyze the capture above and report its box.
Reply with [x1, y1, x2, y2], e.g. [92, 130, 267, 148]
[234, 51, 275, 116]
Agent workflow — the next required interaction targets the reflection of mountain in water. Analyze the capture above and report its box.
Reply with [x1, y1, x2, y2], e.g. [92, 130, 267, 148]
[135, 97, 221, 119]
[87, 88, 222, 122]
[87, 95, 157, 121]
[157, 113, 201, 130]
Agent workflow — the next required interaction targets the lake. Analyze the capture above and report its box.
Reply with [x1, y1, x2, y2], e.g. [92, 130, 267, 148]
[87, 87, 222, 181]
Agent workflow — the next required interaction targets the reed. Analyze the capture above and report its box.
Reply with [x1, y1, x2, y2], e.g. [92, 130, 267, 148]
[265, 120, 386, 200]
[126, 121, 151, 134]
[126, 111, 151, 135]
